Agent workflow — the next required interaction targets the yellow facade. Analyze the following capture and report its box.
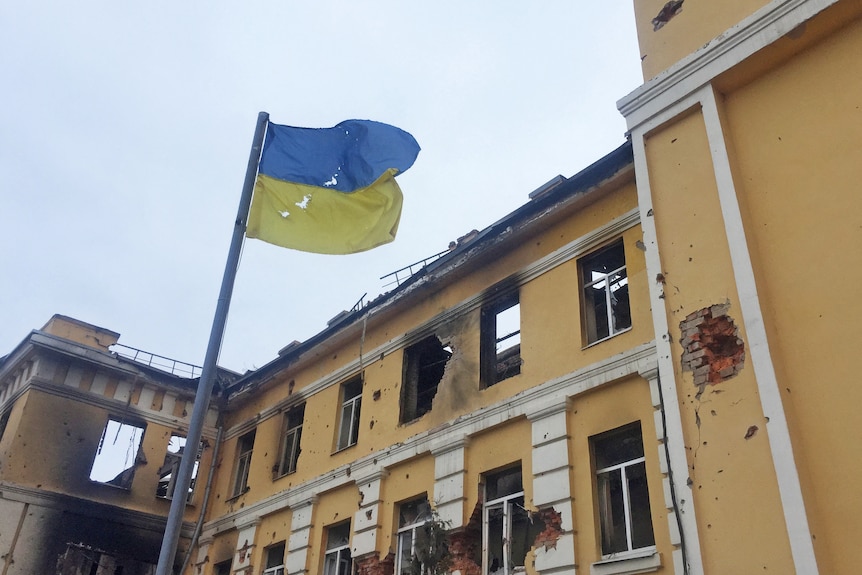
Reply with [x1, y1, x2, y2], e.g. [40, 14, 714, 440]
[2, 2, 857, 574]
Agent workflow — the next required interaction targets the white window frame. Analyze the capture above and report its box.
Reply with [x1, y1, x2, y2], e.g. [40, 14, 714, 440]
[593, 424, 656, 560]
[395, 498, 432, 575]
[481, 291, 521, 388]
[482, 469, 526, 575]
[580, 240, 631, 345]
[262, 541, 285, 575]
[231, 430, 255, 497]
[277, 406, 304, 477]
[323, 523, 352, 575]
[336, 378, 362, 451]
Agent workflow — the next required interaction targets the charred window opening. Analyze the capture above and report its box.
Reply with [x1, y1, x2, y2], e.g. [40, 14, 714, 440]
[481, 292, 521, 388]
[483, 465, 529, 575]
[263, 541, 286, 575]
[58, 543, 153, 575]
[396, 496, 434, 575]
[580, 240, 631, 345]
[336, 376, 362, 450]
[156, 434, 200, 500]
[213, 560, 232, 575]
[592, 422, 655, 557]
[89, 418, 146, 489]
[401, 336, 452, 423]
[324, 522, 353, 575]
[231, 429, 256, 497]
[276, 404, 305, 476]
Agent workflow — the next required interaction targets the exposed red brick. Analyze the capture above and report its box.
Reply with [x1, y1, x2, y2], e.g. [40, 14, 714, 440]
[681, 305, 745, 386]
[354, 552, 395, 575]
[532, 508, 563, 551]
[448, 501, 482, 575]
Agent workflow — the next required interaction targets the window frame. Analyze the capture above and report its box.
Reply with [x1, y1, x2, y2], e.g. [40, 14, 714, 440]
[156, 433, 200, 501]
[231, 429, 256, 497]
[276, 404, 305, 477]
[395, 496, 433, 575]
[335, 377, 362, 451]
[480, 291, 521, 388]
[579, 239, 631, 346]
[400, 336, 452, 423]
[482, 466, 528, 575]
[263, 541, 286, 575]
[592, 422, 656, 559]
[323, 522, 353, 575]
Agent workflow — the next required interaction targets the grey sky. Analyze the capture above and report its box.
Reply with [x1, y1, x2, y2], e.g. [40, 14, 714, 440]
[1, 2, 644, 374]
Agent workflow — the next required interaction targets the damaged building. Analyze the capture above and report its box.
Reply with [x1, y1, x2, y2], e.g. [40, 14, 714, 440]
[3, 0, 862, 574]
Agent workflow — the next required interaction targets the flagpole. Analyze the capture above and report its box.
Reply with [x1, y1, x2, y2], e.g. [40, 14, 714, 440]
[155, 111, 269, 575]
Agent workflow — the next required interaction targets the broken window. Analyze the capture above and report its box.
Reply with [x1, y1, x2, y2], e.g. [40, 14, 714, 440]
[89, 417, 146, 489]
[231, 429, 256, 497]
[263, 541, 286, 575]
[483, 466, 529, 575]
[336, 377, 362, 451]
[396, 496, 433, 575]
[323, 522, 352, 575]
[214, 560, 232, 575]
[276, 404, 304, 476]
[156, 434, 200, 500]
[481, 292, 521, 387]
[580, 240, 631, 344]
[401, 336, 452, 423]
[592, 422, 655, 557]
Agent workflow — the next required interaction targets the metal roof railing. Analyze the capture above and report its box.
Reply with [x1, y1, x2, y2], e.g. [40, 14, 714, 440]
[110, 343, 202, 379]
[379, 248, 451, 289]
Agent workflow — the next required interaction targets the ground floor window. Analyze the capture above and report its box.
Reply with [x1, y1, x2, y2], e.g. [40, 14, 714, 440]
[396, 497, 433, 575]
[483, 466, 529, 575]
[324, 522, 352, 575]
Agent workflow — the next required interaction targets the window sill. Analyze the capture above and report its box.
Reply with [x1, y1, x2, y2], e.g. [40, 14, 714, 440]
[590, 548, 660, 575]
[331, 443, 357, 455]
[226, 487, 250, 502]
[582, 326, 633, 350]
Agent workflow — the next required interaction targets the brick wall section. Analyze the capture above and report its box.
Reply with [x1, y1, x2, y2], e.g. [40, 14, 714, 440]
[680, 304, 745, 385]
[354, 552, 394, 575]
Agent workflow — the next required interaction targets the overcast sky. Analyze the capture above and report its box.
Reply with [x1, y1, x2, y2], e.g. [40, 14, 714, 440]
[1, 2, 644, 374]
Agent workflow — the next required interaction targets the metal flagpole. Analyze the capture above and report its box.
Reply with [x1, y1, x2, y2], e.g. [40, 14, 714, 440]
[155, 111, 270, 575]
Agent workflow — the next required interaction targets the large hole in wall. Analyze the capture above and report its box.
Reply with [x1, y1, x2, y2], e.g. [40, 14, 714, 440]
[680, 304, 745, 385]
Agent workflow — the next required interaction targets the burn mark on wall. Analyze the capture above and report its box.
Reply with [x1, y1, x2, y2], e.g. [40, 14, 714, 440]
[652, 0, 684, 31]
[680, 304, 745, 385]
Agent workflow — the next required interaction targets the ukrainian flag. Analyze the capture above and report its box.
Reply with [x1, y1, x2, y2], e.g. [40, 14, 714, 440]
[247, 120, 420, 254]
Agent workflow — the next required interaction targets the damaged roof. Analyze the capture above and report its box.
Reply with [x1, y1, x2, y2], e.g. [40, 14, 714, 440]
[226, 139, 634, 398]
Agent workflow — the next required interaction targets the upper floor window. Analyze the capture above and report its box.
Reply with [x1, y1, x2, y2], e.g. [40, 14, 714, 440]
[213, 560, 232, 575]
[483, 466, 529, 575]
[156, 433, 200, 501]
[580, 240, 631, 345]
[592, 422, 655, 557]
[336, 377, 362, 451]
[481, 292, 521, 387]
[401, 336, 451, 423]
[89, 417, 146, 490]
[263, 541, 285, 575]
[231, 429, 256, 497]
[396, 496, 433, 575]
[323, 522, 352, 575]
[277, 404, 305, 476]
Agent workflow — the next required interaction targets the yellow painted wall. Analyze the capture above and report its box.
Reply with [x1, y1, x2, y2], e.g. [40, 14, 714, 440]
[3, 387, 205, 521]
[644, 110, 795, 572]
[568, 374, 672, 569]
[632, 0, 770, 80]
[379, 456, 436, 558]
[309, 484, 361, 575]
[719, 13, 862, 573]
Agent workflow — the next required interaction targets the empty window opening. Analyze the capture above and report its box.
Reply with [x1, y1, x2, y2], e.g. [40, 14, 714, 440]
[481, 293, 521, 387]
[213, 560, 232, 575]
[324, 522, 353, 575]
[156, 434, 200, 500]
[483, 466, 529, 575]
[592, 422, 655, 557]
[581, 240, 631, 345]
[90, 418, 146, 489]
[277, 404, 305, 476]
[263, 541, 286, 575]
[336, 377, 362, 450]
[396, 496, 433, 575]
[231, 429, 256, 497]
[401, 336, 452, 423]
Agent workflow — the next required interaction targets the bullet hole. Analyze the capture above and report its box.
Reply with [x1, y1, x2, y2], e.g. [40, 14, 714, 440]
[373, 390, 381, 401]
[652, 1, 684, 32]
[744, 425, 759, 440]
[288, 380, 295, 395]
